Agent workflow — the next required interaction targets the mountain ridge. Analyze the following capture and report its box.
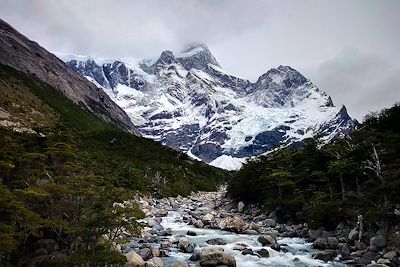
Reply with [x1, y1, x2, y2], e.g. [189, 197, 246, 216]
[60, 44, 357, 170]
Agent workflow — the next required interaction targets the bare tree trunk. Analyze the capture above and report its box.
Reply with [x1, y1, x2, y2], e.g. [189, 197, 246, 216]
[357, 214, 363, 243]
[365, 144, 387, 205]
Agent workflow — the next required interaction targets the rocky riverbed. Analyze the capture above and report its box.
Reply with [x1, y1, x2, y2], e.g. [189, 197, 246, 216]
[121, 188, 399, 267]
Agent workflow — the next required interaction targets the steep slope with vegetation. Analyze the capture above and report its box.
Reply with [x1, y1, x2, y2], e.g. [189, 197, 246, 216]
[0, 19, 137, 133]
[0, 64, 228, 266]
[228, 103, 400, 237]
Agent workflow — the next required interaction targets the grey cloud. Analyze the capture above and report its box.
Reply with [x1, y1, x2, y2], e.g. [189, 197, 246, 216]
[1, 0, 399, 119]
[311, 48, 400, 120]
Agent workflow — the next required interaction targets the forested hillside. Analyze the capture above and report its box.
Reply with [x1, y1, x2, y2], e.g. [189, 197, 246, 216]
[0, 64, 228, 265]
[228, 103, 400, 230]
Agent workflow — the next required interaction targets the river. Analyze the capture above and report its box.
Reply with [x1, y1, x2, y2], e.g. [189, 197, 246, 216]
[131, 190, 348, 267]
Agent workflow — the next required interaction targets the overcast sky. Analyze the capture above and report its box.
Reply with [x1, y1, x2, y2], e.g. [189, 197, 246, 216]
[1, 0, 399, 120]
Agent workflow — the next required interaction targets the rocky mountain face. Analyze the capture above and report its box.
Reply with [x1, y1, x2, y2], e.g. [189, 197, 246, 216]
[0, 19, 138, 134]
[60, 43, 357, 170]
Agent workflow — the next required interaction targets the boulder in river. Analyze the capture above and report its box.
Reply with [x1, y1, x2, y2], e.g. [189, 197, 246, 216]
[187, 230, 197, 236]
[178, 237, 196, 253]
[193, 219, 204, 228]
[256, 249, 270, 258]
[218, 216, 245, 232]
[313, 250, 337, 262]
[313, 237, 328, 249]
[199, 246, 236, 267]
[241, 248, 254, 256]
[178, 237, 188, 250]
[258, 234, 277, 246]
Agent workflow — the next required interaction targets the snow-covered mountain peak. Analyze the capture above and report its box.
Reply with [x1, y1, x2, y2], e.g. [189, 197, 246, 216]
[175, 43, 221, 73]
[253, 65, 308, 91]
[60, 46, 357, 170]
[140, 43, 220, 77]
[247, 65, 334, 109]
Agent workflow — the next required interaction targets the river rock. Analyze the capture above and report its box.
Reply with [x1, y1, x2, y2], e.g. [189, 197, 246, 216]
[327, 237, 339, 248]
[256, 249, 270, 258]
[199, 247, 236, 267]
[313, 238, 328, 249]
[178, 237, 196, 253]
[147, 219, 158, 227]
[190, 248, 201, 261]
[314, 250, 337, 262]
[340, 243, 351, 257]
[356, 241, 367, 250]
[238, 201, 244, 213]
[241, 248, 254, 256]
[220, 216, 245, 232]
[151, 248, 160, 257]
[145, 257, 163, 267]
[193, 220, 204, 228]
[157, 209, 169, 217]
[265, 218, 277, 228]
[159, 228, 172, 236]
[125, 251, 145, 267]
[258, 234, 277, 246]
[308, 229, 323, 241]
[168, 236, 177, 244]
[377, 258, 391, 265]
[370, 235, 387, 248]
[383, 251, 397, 260]
[248, 222, 261, 232]
[187, 230, 197, 236]
[178, 238, 188, 250]
[138, 248, 153, 261]
[152, 224, 164, 232]
[202, 213, 214, 224]
[206, 238, 227, 245]
[185, 243, 196, 253]
[358, 251, 378, 265]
